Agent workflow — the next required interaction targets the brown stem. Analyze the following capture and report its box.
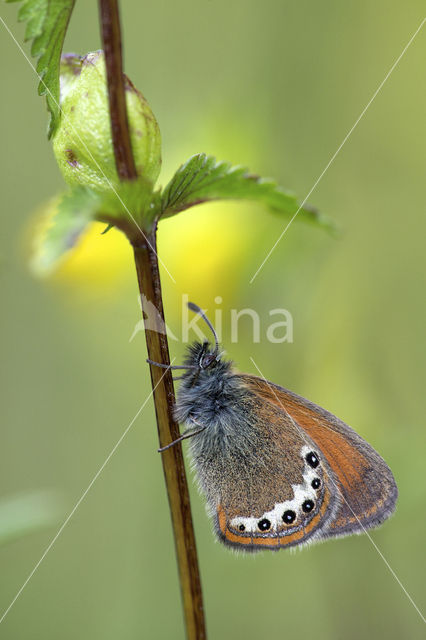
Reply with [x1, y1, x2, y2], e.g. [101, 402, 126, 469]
[99, 2, 207, 638]
[99, 0, 137, 180]
[133, 232, 206, 639]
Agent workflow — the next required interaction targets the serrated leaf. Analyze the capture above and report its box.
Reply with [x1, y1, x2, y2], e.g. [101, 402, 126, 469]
[7, 0, 76, 137]
[160, 153, 333, 230]
[31, 187, 100, 274]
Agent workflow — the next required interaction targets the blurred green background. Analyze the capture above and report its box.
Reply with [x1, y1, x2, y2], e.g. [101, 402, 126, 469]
[1, 1, 425, 638]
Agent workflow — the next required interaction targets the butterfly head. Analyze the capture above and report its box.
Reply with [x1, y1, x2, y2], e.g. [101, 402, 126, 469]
[179, 303, 232, 382]
[184, 339, 222, 372]
[175, 306, 234, 427]
[199, 343, 220, 370]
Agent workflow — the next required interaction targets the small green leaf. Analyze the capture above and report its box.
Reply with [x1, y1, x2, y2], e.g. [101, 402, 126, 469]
[160, 153, 333, 229]
[97, 178, 155, 225]
[101, 223, 114, 235]
[31, 186, 100, 274]
[0, 490, 61, 546]
[7, 0, 76, 137]
[31, 179, 158, 274]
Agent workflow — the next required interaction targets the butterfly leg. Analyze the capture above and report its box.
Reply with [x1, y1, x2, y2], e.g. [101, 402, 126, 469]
[158, 425, 206, 453]
[146, 358, 197, 371]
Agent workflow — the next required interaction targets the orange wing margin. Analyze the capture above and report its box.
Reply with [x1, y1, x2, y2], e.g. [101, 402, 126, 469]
[216, 477, 333, 550]
[242, 375, 398, 537]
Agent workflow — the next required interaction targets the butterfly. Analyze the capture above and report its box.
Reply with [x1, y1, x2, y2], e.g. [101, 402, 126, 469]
[150, 302, 398, 552]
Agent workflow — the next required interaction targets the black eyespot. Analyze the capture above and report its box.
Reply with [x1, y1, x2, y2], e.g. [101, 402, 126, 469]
[302, 499, 315, 513]
[258, 518, 271, 531]
[306, 451, 319, 468]
[282, 510, 296, 524]
[311, 478, 321, 490]
[239, 524, 245, 532]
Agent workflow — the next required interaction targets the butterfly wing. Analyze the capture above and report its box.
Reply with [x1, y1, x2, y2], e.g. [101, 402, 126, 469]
[192, 389, 341, 551]
[240, 375, 398, 539]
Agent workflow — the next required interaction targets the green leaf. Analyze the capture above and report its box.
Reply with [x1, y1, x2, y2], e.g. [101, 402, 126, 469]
[31, 179, 158, 275]
[31, 186, 100, 275]
[160, 153, 333, 229]
[0, 490, 61, 546]
[97, 178, 155, 225]
[7, 0, 76, 137]
[101, 223, 114, 235]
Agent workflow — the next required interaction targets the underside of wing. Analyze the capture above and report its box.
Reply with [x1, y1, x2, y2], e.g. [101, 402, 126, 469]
[241, 375, 398, 539]
[215, 455, 338, 551]
[200, 394, 340, 551]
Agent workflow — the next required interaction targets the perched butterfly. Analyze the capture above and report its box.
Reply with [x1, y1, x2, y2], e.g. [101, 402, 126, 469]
[150, 303, 398, 551]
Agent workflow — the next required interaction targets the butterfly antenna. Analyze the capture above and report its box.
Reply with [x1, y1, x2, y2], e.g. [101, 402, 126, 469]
[188, 302, 219, 352]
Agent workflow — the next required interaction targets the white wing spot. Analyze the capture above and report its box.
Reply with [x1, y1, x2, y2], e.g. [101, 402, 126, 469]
[230, 446, 321, 533]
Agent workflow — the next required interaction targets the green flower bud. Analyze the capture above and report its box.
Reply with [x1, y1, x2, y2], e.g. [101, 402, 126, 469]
[53, 51, 161, 193]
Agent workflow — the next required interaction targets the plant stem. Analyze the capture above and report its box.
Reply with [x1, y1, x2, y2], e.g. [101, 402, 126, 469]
[99, 2, 206, 638]
[133, 233, 206, 639]
[99, 0, 137, 180]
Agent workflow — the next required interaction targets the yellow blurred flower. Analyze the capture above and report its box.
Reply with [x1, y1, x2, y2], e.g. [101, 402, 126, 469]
[29, 195, 257, 304]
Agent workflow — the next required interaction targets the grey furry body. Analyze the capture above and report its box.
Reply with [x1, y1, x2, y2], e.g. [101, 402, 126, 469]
[174, 343, 265, 510]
